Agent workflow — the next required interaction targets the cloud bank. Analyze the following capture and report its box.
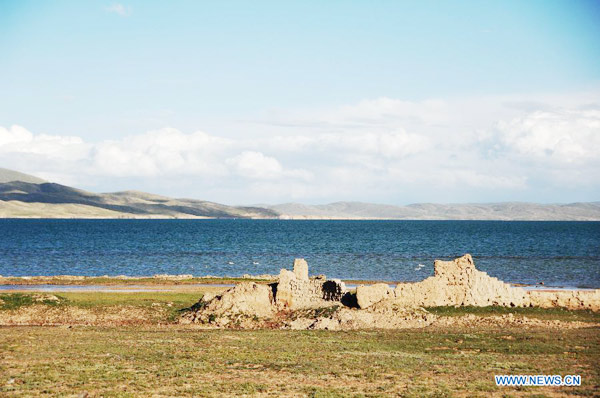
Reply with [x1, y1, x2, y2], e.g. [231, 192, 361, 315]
[1, 95, 599, 204]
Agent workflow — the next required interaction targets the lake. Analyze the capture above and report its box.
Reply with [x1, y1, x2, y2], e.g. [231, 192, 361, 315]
[1, 219, 598, 288]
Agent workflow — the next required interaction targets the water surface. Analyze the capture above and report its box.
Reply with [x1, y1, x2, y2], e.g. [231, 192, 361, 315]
[1, 219, 598, 288]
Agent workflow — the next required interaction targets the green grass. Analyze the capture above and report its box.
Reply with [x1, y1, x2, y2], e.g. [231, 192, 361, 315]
[0, 293, 68, 310]
[0, 291, 205, 324]
[0, 291, 202, 308]
[61, 291, 205, 322]
[0, 326, 598, 397]
[426, 306, 600, 323]
[58, 291, 202, 307]
[0, 292, 599, 396]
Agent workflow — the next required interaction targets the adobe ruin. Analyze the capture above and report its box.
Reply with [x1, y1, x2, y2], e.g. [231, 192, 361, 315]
[180, 254, 600, 329]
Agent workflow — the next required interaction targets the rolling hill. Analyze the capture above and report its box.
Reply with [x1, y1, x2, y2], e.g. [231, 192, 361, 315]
[0, 167, 47, 184]
[0, 168, 598, 220]
[0, 169, 277, 219]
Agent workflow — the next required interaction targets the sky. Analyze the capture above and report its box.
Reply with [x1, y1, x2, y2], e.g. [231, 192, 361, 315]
[1, 0, 599, 205]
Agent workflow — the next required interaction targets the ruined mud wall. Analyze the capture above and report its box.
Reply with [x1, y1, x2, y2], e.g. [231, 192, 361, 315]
[181, 255, 600, 329]
[528, 289, 600, 311]
[356, 254, 600, 311]
[275, 259, 346, 310]
[392, 254, 529, 308]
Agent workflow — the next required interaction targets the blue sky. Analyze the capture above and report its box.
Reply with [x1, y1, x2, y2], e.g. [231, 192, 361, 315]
[1, 1, 599, 204]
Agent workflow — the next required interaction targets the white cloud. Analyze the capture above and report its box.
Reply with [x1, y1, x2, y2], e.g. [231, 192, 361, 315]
[226, 151, 312, 181]
[91, 128, 232, 177]
[0, 125, 89, 161]
[328, 130, 430, 158]
[494, 109, 600, 163]
[0, 125, 32, 145]
[1, 94, 599, 203]
[267, 130, 429, 159]
[226, 151, 283, 179]
[106, 3, 131, 17]
[0, 126, 310, 189]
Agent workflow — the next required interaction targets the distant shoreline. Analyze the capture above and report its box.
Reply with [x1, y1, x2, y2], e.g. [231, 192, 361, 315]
[2, 217, 600, 221]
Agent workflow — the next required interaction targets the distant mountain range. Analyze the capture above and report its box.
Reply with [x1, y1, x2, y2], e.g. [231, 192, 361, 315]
[0, 168, 276, 219]
[1, 168, 599, 220]
[264, 201, 600, 221]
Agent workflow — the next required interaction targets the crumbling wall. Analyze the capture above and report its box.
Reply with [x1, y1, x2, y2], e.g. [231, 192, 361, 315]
[360, 254, 600, 311]
[353, 254, 529, 309]
[181, 258, 349, 327]
[181, 255, 600, 329]
[275, 258, 347, 310]
[355, 283, 394, 309]
[528, 289, 600, 311]
[391, 254, 529, 308]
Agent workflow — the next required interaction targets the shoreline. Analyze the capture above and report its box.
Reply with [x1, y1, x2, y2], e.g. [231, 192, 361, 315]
[0, 274, 597, 292]
[3, 216, 600, 221]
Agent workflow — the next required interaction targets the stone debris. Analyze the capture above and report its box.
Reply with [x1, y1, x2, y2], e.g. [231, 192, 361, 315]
[297, 303, 436, 330]
[180, 254, 600, 330]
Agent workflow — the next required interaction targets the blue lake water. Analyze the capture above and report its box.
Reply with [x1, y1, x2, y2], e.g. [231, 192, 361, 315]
[0, 219, 598, 288]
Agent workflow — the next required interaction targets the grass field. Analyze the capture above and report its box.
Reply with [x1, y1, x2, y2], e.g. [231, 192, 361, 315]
[0, 291, 598, 397]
